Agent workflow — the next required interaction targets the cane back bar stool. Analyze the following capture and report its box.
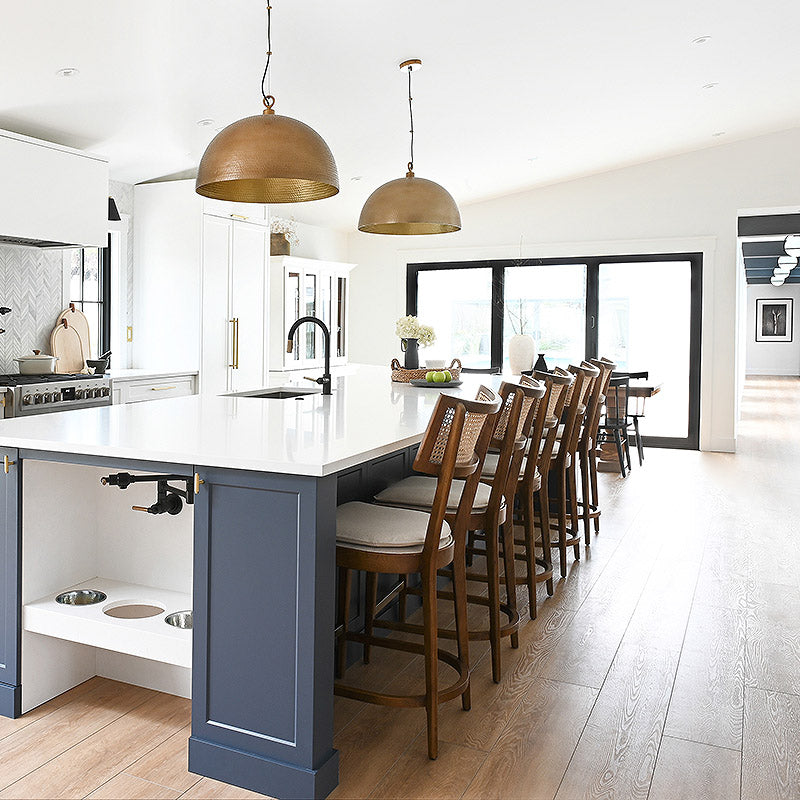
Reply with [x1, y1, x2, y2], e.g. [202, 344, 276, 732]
[548, 363, 599, 576]
[577, 357, 616, 542]
[334, 388, 501, 760]
[375, 381, 532, 684]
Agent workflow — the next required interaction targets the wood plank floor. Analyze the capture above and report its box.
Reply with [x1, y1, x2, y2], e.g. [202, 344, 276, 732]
[2, 376, 799, 799]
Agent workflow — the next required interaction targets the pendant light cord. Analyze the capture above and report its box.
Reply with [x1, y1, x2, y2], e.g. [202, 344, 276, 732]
[261, 4, 274, 109]
[407, 65, 414, 173]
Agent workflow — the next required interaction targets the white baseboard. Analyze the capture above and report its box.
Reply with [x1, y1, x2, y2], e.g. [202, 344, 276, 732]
[704, 436, 736, 453]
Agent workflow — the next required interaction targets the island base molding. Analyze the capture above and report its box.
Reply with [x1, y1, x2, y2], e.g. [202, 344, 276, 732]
[189, 736, 339, 800]
[0, 682, 20, 718]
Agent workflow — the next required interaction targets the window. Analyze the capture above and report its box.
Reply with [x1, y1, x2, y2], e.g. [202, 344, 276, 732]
[408, 252, 702, 449]
[68, 234, 111, 360]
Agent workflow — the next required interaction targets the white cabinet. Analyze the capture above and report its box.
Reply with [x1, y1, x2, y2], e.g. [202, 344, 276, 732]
[269, 256, 353, 371]
[133, 179, 269, 393]
[110, 371, 198, 404]
[201, 217, 269, 394]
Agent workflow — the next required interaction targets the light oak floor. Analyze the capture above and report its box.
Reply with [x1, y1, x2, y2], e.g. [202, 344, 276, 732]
[2, 376, 799, 799]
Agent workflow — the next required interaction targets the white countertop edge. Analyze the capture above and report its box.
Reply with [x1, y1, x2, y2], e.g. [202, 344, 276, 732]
[107, 369, 199, 382]
[7, 430, 426, 478]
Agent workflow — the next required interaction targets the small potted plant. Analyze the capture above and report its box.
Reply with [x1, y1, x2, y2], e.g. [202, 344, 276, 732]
[270, 217, 300, 255]
[395, 315, 435, 369]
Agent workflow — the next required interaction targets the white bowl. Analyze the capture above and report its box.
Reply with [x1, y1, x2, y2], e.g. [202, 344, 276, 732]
[425, 360, 446, 369]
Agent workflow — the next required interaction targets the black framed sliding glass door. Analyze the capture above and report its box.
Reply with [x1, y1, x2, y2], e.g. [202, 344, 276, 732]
[407, 253, 702, 449]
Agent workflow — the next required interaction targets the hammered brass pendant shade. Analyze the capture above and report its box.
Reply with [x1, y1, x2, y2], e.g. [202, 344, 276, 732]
[196, 111, 339, 204]
[358, 171, 461, 235]
[358, 59, 460, 235]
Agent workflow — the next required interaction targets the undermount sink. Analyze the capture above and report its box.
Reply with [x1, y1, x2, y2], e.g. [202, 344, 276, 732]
[226, 387, 319, 400]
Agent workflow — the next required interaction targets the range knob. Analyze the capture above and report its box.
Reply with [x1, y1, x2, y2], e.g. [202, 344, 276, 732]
[100, 386, 110, 397]
[41, 393, 51, 403]
[74, 388, 86, 399]
[22, 394, 34, 406]
[33, 393, 43, 404]
[89, 388, 99, 398]
[49, 391, 60, 403]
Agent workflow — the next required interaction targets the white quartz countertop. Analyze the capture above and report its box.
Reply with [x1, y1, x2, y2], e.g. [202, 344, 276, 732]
[0, 365, 499, 476]
[106, 369, 199, 381]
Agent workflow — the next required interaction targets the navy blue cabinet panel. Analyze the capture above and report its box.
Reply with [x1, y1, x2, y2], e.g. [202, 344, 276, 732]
[0, 447, 21, 717]
[191, 466, 338, 800]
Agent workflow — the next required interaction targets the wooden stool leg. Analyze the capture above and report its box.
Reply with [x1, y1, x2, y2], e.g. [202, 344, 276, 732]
[422, 564, 440, 760]
[486, 522, 503, 683]
[451, 550, 471, 710]
[537, 482, 554, 596]
[398, 573, 408, 622]
[558, 469, 568, 577]
[466, 530, 476, 566]
[500, 516, 521, 640]
[336, 566, 352, 679]
[568, 465, 580, 561]
[520, 488, 538, 620]
[363, 571, 378, 664]
[589, 445, 600, 533]
[580, 450, 591, 545]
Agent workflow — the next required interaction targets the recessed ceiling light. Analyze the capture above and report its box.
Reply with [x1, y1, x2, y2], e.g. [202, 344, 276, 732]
[350, 176, 362, 182]
[527, 156, 539, 162]
[56, 67, 79, 78]
[702, 82, 719, 90]
[692, 36, 712, 45]
[712, 131, 726, 137]
[197, 118, 215, 127]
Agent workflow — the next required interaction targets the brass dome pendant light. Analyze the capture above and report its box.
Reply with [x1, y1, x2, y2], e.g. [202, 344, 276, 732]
[196, 3, 339, 203]
[358, 59, 461, 235]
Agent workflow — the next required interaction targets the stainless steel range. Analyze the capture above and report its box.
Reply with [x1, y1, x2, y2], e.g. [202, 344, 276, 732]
[0, 373, 112, 417]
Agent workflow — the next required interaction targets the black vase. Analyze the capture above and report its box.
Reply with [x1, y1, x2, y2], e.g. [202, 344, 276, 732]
[402, 338, 420, 369]
[534, 353, 548, 372]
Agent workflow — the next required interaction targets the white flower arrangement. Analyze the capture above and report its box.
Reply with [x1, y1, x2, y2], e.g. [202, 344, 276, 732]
[395, 315, 436, 347]
[270, 216, 300, 246]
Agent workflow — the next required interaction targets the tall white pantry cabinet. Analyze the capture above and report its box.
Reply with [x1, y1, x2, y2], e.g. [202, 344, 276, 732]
[133, 180, 269, 394]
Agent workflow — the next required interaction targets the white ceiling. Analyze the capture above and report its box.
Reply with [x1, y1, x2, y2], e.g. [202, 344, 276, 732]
[2, 0, 800, 230]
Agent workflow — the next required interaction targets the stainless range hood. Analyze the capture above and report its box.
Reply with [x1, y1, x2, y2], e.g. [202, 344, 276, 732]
[0, 129, 109, 248]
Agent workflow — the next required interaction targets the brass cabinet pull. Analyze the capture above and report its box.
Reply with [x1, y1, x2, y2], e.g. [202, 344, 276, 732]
[234, 318, 240, 369]
[194, 473, 205, 495]
[229, 318, 236, 368]
[150, 386, 176, 391]
[3, 455, 15, 474]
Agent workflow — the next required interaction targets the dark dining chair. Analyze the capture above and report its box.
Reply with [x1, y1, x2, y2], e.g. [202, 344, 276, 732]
[599, 376, 632, 477]
[612, 370, 648, 466]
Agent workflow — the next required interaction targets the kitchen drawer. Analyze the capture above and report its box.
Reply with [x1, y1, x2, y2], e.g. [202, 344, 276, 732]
[202, 197, 267, 224]
[120, 375, 197, 404]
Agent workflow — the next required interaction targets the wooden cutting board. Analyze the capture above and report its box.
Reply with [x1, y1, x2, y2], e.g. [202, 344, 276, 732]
[50, 321, 86, 374]
[57, 304, 91, 360]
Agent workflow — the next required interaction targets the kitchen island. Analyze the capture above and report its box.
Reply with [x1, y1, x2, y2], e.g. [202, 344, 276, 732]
[0, 366, 486, 800]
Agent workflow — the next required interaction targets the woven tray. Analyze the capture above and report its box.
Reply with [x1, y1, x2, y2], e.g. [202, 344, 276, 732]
[390, 358, 462, 383]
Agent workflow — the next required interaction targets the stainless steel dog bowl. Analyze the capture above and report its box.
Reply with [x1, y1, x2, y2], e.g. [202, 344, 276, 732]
[165, 610, 192, 629]
[55, 589, 107, 606]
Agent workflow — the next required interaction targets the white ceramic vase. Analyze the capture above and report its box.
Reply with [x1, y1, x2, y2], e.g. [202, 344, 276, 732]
[508, 334, 536, 374]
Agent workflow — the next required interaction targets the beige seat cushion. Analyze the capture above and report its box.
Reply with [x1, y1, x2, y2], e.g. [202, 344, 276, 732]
[481, 451, 526, 479]
[374, 476, 492, 513]
[336, 501, 452, 553]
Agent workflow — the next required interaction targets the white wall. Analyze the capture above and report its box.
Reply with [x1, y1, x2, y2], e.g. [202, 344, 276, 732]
[288, 220, 349, 262]
[745, 283, 800, 375]
[346, 127, 800, 453]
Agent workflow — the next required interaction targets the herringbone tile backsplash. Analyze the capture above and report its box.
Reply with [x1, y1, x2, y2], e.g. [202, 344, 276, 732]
[0, 246, 65, 373]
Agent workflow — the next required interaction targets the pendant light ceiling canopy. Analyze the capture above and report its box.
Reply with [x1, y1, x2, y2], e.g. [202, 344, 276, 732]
[196, 3, 338, 204]
[358, 59, 461, 235]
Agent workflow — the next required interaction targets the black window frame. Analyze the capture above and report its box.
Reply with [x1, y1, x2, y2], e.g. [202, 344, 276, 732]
[70, 233, 112, 361]
[407, 252, 703, 450]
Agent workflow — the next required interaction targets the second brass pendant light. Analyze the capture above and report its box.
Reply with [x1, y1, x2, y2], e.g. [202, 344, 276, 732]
[196, 2, 339, 204]
[358, 60, 461, 235]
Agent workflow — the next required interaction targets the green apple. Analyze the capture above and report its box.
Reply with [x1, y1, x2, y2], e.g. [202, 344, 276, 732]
[443, 370, 452, 382]
[433, 371, 447, 383]
[425, 371, 435, 382]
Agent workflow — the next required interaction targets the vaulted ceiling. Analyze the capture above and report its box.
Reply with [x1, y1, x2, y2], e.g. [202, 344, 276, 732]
[3, 1, 800, 230]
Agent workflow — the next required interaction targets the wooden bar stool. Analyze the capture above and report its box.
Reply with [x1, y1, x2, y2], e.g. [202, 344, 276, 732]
[577, 357, 616, 542]
[548, 364, 598, 576]
[334, 389, 501, 760]
[374, 381, 531, 684]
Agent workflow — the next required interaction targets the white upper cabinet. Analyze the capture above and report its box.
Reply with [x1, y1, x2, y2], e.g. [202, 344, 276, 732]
[133, 179, 269, 389]
[269, 256, 354, 371]
[0, 128, 108, 247]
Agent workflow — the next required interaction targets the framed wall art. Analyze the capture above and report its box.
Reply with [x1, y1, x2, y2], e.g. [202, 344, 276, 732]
[755, 298, 793, 342]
